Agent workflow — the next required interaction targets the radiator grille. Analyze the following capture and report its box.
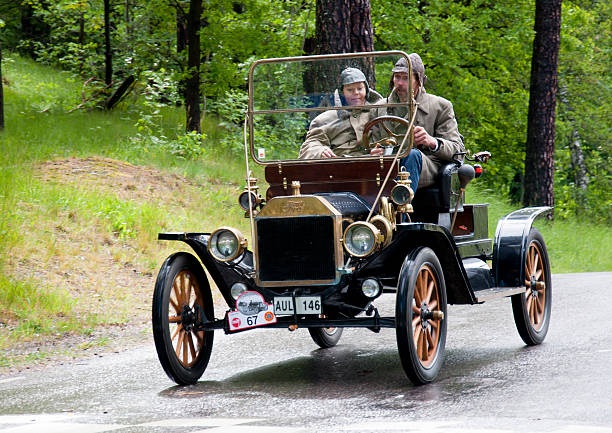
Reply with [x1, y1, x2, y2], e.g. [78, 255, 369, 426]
[257, 216, 336, 282]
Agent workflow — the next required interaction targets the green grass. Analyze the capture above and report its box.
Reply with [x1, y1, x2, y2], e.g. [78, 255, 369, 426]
[0, 274, 100, 339]
[0, 53, 610, 356]
[468, 185, 612, 273]
[0, 54, 249, 349]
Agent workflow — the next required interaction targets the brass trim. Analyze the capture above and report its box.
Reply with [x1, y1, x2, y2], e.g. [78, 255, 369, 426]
[379, 197, 395, 226]
[342, 221, 383, 258]
[239, 175, 262, 211]
[291, 181, 301, 196]
[391, 169, 414, 215]
[370, 215, 393, 248]
[254, 195, 344, 287]
[208, 227, 247, 262]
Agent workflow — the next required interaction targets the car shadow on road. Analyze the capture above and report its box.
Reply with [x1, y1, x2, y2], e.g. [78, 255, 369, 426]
[158, 343, 526, 403]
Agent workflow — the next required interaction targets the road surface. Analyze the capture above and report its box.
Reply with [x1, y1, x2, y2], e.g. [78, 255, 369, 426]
[1, 272, 611, 432]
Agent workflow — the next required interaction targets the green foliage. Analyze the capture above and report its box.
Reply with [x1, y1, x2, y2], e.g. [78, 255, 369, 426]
[372, 0, 610, 222]
[167, 130, 206, 160]
[208, 88, 248, 155]
[199, 0, 314, 98]
[210, 88, 248, 125]
[2, 0, 609, 219]
[468, 184, 612, 272]
[554, 0, 611, 223]
[373, 0, 534, 193]
[18, 0, 105, 77]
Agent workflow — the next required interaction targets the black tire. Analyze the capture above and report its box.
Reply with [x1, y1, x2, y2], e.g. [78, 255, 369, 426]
[308, 327, 343, 348]
[396, 247, 447, 385]
[152, 253, 214, 385]
[511, 228, 552, 345]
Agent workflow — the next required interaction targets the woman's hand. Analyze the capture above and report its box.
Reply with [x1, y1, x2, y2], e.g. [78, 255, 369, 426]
[369, 145, 384, 156]
[320, 148, 337, 158]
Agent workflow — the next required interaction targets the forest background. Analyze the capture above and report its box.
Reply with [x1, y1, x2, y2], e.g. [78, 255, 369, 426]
[0, 0, 610, 363]
[1, 0, 610, 221]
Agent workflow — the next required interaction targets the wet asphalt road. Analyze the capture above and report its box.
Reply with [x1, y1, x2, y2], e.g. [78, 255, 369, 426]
[0, 272, 611, 433]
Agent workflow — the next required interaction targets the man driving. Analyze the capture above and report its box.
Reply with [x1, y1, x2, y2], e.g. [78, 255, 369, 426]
[376, 53, 465, 192]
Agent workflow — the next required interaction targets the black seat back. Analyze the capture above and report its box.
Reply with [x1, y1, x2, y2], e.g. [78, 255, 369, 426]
[411, 163, 462, 222]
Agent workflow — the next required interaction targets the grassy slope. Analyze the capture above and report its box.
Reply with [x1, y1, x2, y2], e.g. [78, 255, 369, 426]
[0, 55, 610, 363]
[0, 55, 250, 364]
[467, 186, 611, 273]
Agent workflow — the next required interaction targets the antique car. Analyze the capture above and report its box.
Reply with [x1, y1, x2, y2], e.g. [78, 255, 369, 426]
[152, 51, 552, 386]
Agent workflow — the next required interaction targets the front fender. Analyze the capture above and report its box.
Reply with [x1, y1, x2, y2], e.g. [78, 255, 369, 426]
[492, 207, 552, 287]
[355, 223, 477, 305]
[158, 232, 255, 308]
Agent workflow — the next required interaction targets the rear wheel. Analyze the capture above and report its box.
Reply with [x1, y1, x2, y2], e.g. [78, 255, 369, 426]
[396, 247, 447, 385]
[511, 228, 551, 345]
[309, 327, 343, 348]
[152, 253, 214, 385]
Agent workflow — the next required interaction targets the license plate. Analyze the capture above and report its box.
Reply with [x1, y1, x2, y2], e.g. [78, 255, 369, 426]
[274, 296, 321, 315]
[227, 291, 277, 332]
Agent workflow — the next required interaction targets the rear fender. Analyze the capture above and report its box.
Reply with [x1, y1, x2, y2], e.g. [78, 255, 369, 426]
[492, 207, 552, 287]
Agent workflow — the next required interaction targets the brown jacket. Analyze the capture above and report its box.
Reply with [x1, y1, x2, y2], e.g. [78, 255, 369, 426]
[299, 106, 375, 160]
[375, 88, 464, 187]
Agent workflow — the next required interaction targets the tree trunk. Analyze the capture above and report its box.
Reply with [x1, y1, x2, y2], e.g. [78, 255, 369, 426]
[79, 10, 85, 76]
[315, 0, 373, 54]
[569, 129, 588, 192]
[104, 0, 113, 86]
[177, 9, 187, 54]
[125, 0, 132, 43]
[306, 0, 374, 97]
[185, 0, 202, 133]
[523, 0, 561, 212]
[0, 42, 4, 130]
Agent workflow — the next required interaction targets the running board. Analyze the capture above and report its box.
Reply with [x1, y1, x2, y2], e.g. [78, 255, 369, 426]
[474, 286, 526, 303]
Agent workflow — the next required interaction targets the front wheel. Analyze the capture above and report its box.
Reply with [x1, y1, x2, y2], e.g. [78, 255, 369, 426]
[152, 253, 214, 385]
[511, 228, 552, 345]
[309, 327, 343, 348]
[396, 247, 447, 385]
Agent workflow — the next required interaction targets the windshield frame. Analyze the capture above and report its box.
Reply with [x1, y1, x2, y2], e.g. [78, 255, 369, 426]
[246, 50, 415, 166]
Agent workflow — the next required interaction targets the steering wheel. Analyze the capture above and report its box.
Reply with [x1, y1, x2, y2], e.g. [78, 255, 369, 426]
[362, 115, 413, 155]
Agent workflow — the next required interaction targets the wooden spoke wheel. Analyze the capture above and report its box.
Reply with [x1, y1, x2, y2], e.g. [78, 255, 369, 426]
[309, 327, 343, 348]
[153, 253, 214, 385]
[396, 247, 447, 385]
[511, 228, 552, 345]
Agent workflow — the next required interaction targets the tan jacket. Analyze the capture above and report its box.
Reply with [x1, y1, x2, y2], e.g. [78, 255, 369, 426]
[298, 107, 375, 159]
[375, 88, 465, 187]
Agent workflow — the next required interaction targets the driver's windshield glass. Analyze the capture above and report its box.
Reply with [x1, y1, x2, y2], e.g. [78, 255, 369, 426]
[249, 53, 412, 163]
